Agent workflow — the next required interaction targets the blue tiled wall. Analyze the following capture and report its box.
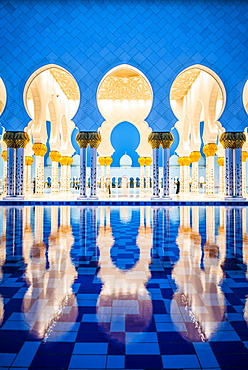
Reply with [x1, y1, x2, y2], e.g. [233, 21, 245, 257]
[1, 0, 248, 132]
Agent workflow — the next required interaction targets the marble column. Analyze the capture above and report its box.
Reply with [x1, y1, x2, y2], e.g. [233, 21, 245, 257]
[148, 132, 161, 199]
[242, 151, 248, 197]
[1, 150, 7, 195]
[49, 151, 61, 194]
[15, 132, 30, 198]
[88, 132, 101, 199]
[161, 132, 174, 199]
[24, 156, 33, 195]
[32, 143, 47, 197]
[189, 151, 201, 195]
[3, 132, 15, 197]
[217, 157, 225, 196]
[177, 157, 191, 193]
[203, 143, 218, 197]
[220, 132, 246, 199]
[105, 157, 113, 196]
[234, 133, 246, 199]
[145, 157, 152, 196]
[76, 132, 91, 199]
[3, 131, 30, 199]
[60, 156, 73, 193]
[98, 157, 106, 195]
[138, 157, 146, 197]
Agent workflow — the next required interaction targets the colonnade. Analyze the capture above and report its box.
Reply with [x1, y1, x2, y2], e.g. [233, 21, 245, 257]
[1, 129, 248, 200]
[148, 131, 174, 199]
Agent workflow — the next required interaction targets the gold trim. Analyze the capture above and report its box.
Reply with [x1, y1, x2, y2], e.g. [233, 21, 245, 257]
[105, 157, 113, 166]
[25, 156, 33, 166]
[98, 157, 106, 166]
[138, 157, 146, 166]
[189, 151, 201, 163]
[1, 150, 7, 162]
[217, 157, 224, 166]
[145, 157, 152, 166]
[178, 156, 191, 166]
[32, 143, 47, 157]
[203, 143, 218, 157]
[49, 151, 61, 162]
[60, 156, 73, 166]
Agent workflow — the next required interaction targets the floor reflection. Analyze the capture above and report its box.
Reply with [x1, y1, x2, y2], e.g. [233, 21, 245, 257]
[0, 204, 247, 368]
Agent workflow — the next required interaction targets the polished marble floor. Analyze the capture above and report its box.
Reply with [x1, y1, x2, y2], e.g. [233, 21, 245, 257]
[0, 205, 247, 369]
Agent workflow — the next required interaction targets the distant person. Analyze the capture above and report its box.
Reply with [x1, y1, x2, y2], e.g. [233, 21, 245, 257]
[33, 178, 36, 194]
[175, 179, 180, 194]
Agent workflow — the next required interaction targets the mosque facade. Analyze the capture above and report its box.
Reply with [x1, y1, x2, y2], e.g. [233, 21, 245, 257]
[1, 0, 248, 199]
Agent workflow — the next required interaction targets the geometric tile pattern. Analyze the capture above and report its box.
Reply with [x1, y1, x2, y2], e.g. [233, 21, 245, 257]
[0, 205, 248, 369]
[1, 1, 248, 133]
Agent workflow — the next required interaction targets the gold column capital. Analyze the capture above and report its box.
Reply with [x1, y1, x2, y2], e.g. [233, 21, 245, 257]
[32, 143, 47, 157]
[220, 132, 236, 149]
[145, 157, 152, 166]
[25, 156, 33, 166]
[234, 132, 246, 149]
[49, 151, 61, 162]
[178, 156, 191, 166]
[138, 157, 146, 166]
[3, 131, 16, 148]
[98, 157, 106, 166]
[76, 131, 89, 148]
[217, 157, 224, 166]
[88, 132, 101, 149]
[14, 131, 30, 148]
[105, 157, 113, 166]
[203, 143, 218, 157]
[148, 132, 161, 149]
[160, 132, 174, 149]
[3, 131, 30, 148]
[60, 156, 73, 166]
[189, 151, 201, 163]
[1, 150, 7, 161]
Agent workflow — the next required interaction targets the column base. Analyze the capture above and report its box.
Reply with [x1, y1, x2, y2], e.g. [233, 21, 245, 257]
[205, 194, 216, 198]
[77, 195, 88, 200]
[151, 196, 160, 200]
[33, 194, 45, 198]
[224, 196, 247, 201]
[89, 196, 98, 200]
[162, 195, 172, 200]
[3, 195, 24, 200]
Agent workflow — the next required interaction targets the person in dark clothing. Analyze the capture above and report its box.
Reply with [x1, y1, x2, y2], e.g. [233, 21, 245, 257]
[175, 179, 180, 194]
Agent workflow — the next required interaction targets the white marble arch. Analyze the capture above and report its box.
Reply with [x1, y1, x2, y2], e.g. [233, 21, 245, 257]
[171, 64, 226, 157]
[97, 64, 153, 158]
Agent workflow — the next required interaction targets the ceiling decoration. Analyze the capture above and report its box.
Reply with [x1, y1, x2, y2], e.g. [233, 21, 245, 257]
[170, 69, 201, 101]
[98, 72, 152, 100]
[27, 68, 80, 101]
[50, 68, 80, 100]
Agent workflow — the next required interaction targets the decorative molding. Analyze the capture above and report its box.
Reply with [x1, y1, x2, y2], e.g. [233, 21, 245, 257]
[170, 69, 200, 101]
[98, 75, 152, 100]
[50, 68, 80, 100]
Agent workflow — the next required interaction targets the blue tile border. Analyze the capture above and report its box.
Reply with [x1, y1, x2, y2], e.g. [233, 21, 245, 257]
[0, 199, 248, 206]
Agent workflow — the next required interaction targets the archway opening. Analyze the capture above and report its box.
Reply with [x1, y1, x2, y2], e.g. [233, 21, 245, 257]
[170, 65, 225, 155]
[110, 121, 140, 167]
[96, 64, 153, 158]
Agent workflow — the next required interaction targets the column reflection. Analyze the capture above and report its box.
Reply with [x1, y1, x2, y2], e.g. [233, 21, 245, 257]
[0, 208, 6, 324]
[172, 206, 225, 342]
[22, 206, 78, 340]
[96, 206, 152, 343]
